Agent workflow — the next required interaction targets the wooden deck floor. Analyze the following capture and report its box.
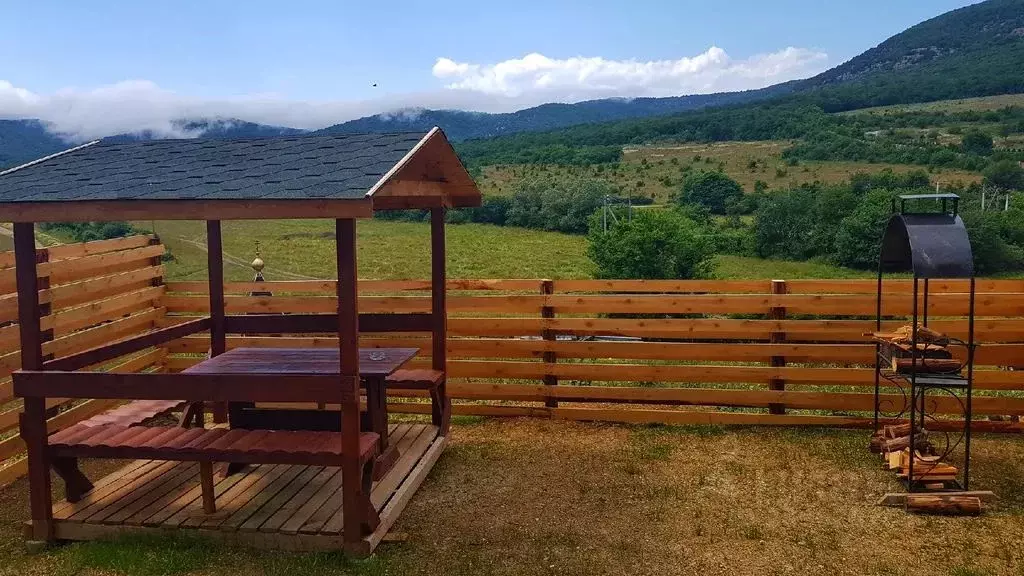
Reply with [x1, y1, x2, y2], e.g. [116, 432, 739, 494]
[45, 423, 444, 553]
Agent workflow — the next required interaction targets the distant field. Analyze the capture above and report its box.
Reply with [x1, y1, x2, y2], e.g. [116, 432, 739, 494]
[129, 218, 886, 282]
[479, 140, 981, 203]
[845, 93, 1024, 115]
[142, 219, 596, 281]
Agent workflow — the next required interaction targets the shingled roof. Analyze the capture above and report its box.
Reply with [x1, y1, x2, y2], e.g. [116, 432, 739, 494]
[0, 127, 480, 222]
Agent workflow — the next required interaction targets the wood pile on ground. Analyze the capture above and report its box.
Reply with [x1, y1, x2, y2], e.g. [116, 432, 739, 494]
[869, 423, 986, 515]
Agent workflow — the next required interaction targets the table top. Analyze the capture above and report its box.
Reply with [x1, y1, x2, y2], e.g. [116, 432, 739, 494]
[184, 347, 418, 377]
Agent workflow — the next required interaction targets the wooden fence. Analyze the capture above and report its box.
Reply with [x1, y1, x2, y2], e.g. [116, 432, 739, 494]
[0, 235, 168, 485]
[159, 277, 1024, 432]
[2, 234, 1024, 487]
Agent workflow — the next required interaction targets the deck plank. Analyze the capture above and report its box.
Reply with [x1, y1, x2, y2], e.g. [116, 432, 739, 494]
[280, 469, 345, 534]
[220, 464, 308, 532]
[66, 461, 179, 522]
[295, 424, 416, 535]
[321, 424, 436, 535]
[259, 467, 339, 533]
[47, 423, 442, 554]
[238, 466, 322, 532]
[200, 465, 292, 529]
[88, 463, 191, 524]
[101, 464, 199, 525]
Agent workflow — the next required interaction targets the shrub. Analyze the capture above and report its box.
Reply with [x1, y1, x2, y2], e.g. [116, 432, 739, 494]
[834, 190, 892, 269]
[678, 171, 743, 214]
[507, 177, 612, 234]
[960, 130, 994, 156]
[983, 160, 1024, 191]
[587, 209, 714, 279]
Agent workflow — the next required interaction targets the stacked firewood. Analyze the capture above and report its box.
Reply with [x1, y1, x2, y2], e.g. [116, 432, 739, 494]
[868, 325, 964, 374]
[869, 423, 982, 515]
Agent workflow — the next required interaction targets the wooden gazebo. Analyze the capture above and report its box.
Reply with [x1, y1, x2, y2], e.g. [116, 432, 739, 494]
[0, 127, 480, 555]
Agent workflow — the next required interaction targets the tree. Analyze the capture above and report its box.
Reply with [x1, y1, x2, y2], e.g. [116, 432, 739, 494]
[960, 130, 994, 156]
[753, 187, 815, 260]
[678, 171, 743, 214]
[982, 159, 1024, 191]
[834, 190, 892, 269]
[506, 177, 612, 234]
[587, 209, 714, 279]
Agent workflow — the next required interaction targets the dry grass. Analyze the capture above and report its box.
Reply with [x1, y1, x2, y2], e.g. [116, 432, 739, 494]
[847, 94, 1024, 115]
[479, 141, 981, 203]
[2, 419, 1024, 576]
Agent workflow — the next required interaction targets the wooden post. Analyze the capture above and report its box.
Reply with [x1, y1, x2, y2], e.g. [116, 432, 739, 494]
[541, 279, 557, 408]
[337, 218, 364, 548]
[430, 208, 450, 432]
[206, 220, 228, 423]
[768, 279, 787, 415]
[14, 222, 54, 543]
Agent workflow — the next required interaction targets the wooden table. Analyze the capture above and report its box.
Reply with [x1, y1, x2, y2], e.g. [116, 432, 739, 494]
[185, 347, 418, 474]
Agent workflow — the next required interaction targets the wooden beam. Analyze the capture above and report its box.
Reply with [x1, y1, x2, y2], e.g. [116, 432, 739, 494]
[41, 317, 210, 372]
[0, 198, 373, 223]
[223, 312, 432, 335]
[14, 371, 347, 403]
[13, 222, 53, 542]
[336, 218, 364, 544]
[207, 221, 226, 357]
[430, 207, 449, 432]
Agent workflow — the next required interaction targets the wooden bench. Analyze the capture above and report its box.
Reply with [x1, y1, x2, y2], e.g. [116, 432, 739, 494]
[77, 400, 187, 427]
[47, 423, 381, 531]
[386, 369, 448, 429]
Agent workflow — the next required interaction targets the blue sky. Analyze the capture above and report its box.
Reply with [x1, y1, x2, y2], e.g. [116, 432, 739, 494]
[0, 0, 981, 137]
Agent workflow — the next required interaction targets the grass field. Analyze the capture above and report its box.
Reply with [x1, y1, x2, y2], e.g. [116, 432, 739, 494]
[846, 93, 1024, 115]
[144, 219, 595, 281]
[478, 140, 981, 203]
[2, 419, 1023, 576]
[138, 218, 873, 282]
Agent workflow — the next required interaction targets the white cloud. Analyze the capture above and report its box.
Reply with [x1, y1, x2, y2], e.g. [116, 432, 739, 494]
[432, 47, 828, 100]
[0, 46, 828, 142]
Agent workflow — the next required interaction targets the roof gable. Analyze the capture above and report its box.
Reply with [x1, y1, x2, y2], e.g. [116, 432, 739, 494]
[0, 128, 481, 221]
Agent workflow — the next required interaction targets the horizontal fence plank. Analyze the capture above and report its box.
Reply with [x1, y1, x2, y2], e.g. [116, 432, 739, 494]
[45, 235, 154, 261]
[46, 244, 165, 286]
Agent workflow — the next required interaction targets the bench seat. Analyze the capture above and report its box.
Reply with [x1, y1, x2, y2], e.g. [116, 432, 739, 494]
[48, 423, 379, 466]
[77, 400, 187, 427]
[385, 368, 444, 390]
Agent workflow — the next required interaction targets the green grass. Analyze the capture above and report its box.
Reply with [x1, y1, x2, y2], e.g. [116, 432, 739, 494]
[712, 254, 875, 279]
[141, 219, 595, 281]
[479, 140, 981, 203]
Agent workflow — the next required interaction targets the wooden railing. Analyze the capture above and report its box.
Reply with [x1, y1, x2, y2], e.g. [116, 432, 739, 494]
[160, 277, 1024, 432]
[0, 235, 168, 485]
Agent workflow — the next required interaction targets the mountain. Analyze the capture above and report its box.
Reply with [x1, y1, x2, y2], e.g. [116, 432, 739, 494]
[313, 83, 799, 141]
[790, 0, 1024, 111]
[0, 118, 304, 170]
[0, 120, 70, 170]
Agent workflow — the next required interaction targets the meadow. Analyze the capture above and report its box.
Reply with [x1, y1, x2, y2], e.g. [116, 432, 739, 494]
[478, 140, 981, 204]
[131, 218, 877, 282]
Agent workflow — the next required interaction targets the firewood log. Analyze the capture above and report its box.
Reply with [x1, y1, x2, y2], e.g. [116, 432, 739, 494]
[905, 495, 981, 516]
[884, 423, 914, 438]
[884, 431, 929, 453]
[893, 357, 963, 374]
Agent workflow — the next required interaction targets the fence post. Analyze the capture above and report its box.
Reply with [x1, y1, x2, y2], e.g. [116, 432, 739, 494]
[541, 279, 557, 409]
[768, 279, 787, 415]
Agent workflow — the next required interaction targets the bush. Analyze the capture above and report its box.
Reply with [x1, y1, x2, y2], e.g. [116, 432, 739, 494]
[678, 171, 743, 214]
[507, 177, 612, 234]
[40, 221, 137, 242]
[983, 160, 1024, 191]
[960, 130, 994, 156]
[587, 209, 714, 279]
[834, 190, 892, 269]
[753, 187, 815, 260]
[961, 210, 1024, 274]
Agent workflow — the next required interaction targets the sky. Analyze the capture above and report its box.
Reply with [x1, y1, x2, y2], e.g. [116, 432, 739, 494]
[0, 0, 983, 140]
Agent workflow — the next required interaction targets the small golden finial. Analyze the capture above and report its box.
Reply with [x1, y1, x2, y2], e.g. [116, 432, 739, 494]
[251, 240, 265, 273]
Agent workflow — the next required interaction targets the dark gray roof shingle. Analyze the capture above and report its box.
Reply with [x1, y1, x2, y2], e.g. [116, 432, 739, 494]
[0, 132, 428, 203]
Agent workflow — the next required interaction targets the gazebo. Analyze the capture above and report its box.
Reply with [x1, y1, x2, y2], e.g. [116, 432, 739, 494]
[0, 127, 480, 554]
